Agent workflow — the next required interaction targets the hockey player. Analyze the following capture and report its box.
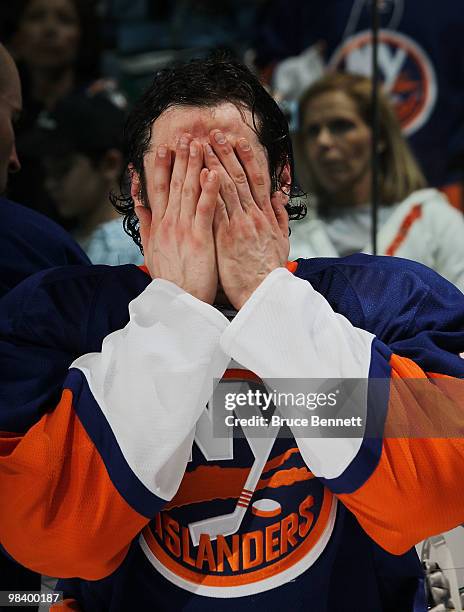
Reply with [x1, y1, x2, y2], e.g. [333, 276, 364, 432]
[1, 57, 464, 611]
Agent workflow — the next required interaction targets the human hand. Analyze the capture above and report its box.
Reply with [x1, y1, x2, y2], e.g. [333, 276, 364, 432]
[204, 130, 290, 309]
[134, 134, 220, 304]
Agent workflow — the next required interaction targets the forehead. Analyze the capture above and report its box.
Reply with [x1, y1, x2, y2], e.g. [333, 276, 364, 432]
[303, 90, 362, 123]
[149, 103, 261, 149]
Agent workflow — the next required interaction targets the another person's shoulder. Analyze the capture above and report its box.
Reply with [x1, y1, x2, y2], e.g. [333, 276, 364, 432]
[0, 198, 91, 296]
[1, 197, 82, 248]
[400, 187, 464, 223]
[418, 188, 464, 221]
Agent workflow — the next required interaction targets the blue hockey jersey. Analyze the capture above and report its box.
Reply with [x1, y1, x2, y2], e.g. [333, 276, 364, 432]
[1, 255, 464, 611]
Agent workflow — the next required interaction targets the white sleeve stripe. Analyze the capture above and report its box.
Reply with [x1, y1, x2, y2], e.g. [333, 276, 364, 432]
[220, 268, 375, 479]
[72, 279, 230, 499]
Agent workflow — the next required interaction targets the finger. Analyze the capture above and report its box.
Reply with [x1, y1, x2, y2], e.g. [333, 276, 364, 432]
[213, 193, 229, 236]
[200, 168, 229, 231]
[235, 137, 269, 210]
[195, 169, 219, 232]
[166, 133, 192, 219]
[180, 140, 203, 223]
[199, 166, 208, 190]
[150, 144, 171, 223]
[134, 204, 152, 253]
[209, 130, 255, 211]
[204, 142, 242, 219]
[270, 190, 289, 237]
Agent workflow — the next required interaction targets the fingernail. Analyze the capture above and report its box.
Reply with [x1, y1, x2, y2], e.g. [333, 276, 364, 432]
[180, 135, 189, 149]
[214, 131, 226, 144]
[208, 170, 216, 182]
[205, 143, 214, 156]
[239, 139, 250, 151]
[158, 145, 167, 158]
[189, 141, 198, 157]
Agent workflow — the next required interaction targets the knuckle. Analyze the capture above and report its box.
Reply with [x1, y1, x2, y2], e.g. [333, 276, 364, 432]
[206, 155, 219, 167]
[251, 207, 265, 224]
[203, 179, 216, 192]
[196, 200, 207, 214]
[190, 234, 204, 251]
[223, 180, 237, 195]
[252, 172, 266, 186]
[174, 222, 186, 239]
[177, 144, 189, 157]
[159, 216, 174, 231]
[198, 195, 213, 209]
[181, 184, 194, 199]
[233, 171, 247, 185]
[154, 181, 168, 194]
[175, 229, 186, 244]
[170, 177, 183, 192]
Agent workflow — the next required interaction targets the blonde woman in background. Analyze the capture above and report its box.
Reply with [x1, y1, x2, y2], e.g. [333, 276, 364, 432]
[290, 72, 464, 292]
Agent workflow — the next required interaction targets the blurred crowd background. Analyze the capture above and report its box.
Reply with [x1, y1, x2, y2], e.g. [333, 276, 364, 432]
[2, 2, 464, 609]
[1, 0, 464, 284]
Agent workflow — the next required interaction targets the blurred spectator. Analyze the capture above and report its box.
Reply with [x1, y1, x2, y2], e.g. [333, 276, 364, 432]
[24, 89, 142, 265]
[254, 0, 464, 209]
[4, 0, 101, 115]
[0, 41, 89, 297]
[106, 0, 260, 56]
[290, 72, 464, 293]
[1, 0, 107, 221]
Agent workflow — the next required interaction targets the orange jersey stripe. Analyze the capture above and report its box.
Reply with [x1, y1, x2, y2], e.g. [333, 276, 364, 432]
[0, 389, 149, 579]
[338, 354, 464, 554]
[385, 204, 422, 256]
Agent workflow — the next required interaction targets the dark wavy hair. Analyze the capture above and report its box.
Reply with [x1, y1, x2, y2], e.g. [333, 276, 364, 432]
[111, 55, 306, 252]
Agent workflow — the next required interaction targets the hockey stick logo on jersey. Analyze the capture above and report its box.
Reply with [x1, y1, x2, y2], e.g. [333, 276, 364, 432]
[140, 369, 337, 597]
